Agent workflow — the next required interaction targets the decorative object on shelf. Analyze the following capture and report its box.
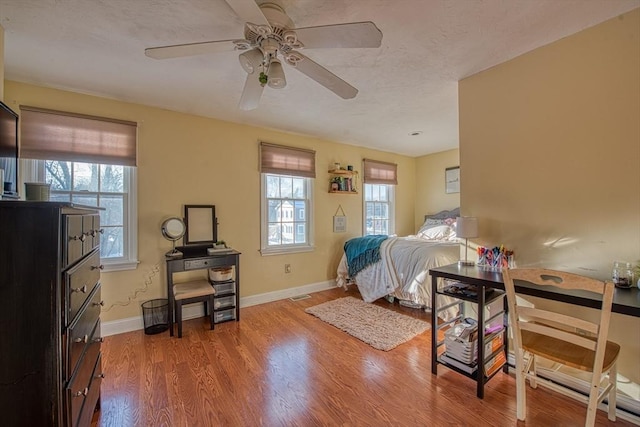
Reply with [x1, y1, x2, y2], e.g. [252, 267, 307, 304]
[456, 216, 478, 266]
[329, 167, 358, 193]
[161, 217, 186, 258]
[445, 166, 460, 194]
[612, 260, 635, 288]
[477, 245, 515, 270]
[333, 205, 347, 233]
[207, 240, 233, 255]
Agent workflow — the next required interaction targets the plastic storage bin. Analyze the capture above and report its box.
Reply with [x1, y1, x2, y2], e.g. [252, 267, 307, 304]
[141, 298, 169, 335]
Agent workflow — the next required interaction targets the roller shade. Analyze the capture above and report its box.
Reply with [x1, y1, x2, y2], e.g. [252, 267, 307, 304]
[20, 106, 138, 166]
[363, 158, 397, 184]
[260, 142, 315, 178]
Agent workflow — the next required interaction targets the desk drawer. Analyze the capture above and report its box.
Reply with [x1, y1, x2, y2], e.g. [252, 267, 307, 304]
[214, 308, 236, 323]
[65, 251, 101, 325]
[212, 281, 235, 295]
[214, 295, 235, 310]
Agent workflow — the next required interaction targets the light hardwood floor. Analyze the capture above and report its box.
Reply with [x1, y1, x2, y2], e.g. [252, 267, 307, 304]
[96, 287, 631, 426]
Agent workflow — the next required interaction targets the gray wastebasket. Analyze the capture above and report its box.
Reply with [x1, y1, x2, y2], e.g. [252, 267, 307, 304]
[141, 298, 169, 335]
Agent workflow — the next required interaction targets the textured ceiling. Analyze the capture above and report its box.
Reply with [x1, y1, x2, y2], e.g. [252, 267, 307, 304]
[1, 0, 638, 157]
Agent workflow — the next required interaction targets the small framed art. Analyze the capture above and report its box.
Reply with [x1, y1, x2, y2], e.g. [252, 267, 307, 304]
[445, 166, 460, 194]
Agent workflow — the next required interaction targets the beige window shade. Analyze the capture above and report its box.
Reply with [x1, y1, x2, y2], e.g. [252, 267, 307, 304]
[260, 142, 315, 178]
[20, 106, 138, 166]
[363, 158, 397, 184]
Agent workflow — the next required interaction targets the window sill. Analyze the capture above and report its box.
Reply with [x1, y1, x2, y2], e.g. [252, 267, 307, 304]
[260, 246, 315, 256]
[101, 259, 140, 272]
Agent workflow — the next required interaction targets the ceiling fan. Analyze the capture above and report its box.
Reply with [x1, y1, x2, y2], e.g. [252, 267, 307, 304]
[144, 0, 383, 110]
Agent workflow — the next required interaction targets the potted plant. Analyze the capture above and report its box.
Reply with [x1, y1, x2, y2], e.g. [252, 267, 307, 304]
[213, 240, 227, 249]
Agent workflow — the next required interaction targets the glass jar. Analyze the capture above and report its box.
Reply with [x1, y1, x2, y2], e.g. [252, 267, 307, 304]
[612, 261, 634, 288]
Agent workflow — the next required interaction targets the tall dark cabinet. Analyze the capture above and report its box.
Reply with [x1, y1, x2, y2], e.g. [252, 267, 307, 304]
[0, 201, 104, 426]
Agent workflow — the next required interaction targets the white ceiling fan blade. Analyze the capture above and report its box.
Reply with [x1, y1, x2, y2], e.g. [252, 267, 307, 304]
[287, 52, 358, 99]
[293, 22, 383, 49]
[225, 0, 270, 27]
[145, 39, 243, 59]
[239, 70, 265, 110]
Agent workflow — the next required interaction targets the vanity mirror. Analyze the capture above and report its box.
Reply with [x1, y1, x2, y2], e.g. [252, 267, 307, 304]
[161, 217, 186, 258]
[184, 205, 217, 245]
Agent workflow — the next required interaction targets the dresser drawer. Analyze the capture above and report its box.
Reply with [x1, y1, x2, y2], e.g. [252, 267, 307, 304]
[214, 295, 235, 310]
[64, 214, 84, 268]
[66, 338, 100, 427]
[83, 214, 101, 255]
[68, 297, 102, 379]
[214, 308, 236, 323]
[65, 250, 101, 326]
[76, 353, 103, 427]
[212, 280, 235, 296]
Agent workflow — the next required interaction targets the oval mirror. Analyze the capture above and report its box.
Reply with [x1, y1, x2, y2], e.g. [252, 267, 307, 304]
[162, 217, 186, 241]
[161, 217, 186, 258]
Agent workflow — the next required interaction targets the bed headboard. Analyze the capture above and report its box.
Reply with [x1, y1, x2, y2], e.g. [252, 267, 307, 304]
[424, 207, 460, 222]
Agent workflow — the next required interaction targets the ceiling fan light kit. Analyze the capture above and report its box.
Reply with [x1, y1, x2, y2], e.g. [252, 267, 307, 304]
[238, 47, 264, 74]
[145, 0, 383, 110]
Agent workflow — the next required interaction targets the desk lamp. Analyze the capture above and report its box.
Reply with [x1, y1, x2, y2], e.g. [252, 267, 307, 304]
[456, 216, 478, 267]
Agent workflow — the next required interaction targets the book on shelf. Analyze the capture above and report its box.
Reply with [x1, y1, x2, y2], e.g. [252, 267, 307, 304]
[440, 353, 477, 374]
[483, 350, 507, 377]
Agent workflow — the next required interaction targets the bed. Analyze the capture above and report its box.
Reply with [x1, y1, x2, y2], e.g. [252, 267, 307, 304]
[336, 208, 461, 321]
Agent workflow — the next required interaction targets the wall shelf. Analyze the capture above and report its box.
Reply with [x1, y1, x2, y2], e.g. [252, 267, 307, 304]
[329, 169, 358, 194]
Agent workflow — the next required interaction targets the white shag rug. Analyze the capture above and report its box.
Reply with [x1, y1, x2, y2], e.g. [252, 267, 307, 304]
[305, 296, 430, 351]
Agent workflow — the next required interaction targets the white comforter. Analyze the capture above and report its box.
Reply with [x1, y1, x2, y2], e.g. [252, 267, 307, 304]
[336, 236, 460, 321]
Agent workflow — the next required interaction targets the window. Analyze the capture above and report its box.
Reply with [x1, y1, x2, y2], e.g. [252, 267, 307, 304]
[260, 142, 315, 254]
[364, 183, 394, 235]
[362, 159, 397, 236]
[19, 106, 138, 271]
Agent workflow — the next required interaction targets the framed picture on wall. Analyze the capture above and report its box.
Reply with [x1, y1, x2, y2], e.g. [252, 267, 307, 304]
[445, 166, 460, 194]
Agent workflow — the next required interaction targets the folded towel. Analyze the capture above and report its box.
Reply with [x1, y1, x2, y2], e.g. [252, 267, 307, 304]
[344, 235, 388, 277]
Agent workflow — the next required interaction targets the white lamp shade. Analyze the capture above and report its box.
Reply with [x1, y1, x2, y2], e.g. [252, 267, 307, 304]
[238, 48, 264, 74]
[267, 59, 287, 88]
[456, 217, 478, 239]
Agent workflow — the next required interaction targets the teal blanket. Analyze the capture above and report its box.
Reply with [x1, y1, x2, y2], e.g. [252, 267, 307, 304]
[344, 235, 388, 277]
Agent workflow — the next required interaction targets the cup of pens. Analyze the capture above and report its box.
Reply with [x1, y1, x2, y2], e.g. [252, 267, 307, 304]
[477, 245, 514, 270]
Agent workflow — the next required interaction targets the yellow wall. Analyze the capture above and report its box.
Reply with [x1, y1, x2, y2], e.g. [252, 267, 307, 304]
[1, 25, 4, 100]
[4, 80, 416, 322]
[459, 9, 640, 384]
[414, 148, 460, 231]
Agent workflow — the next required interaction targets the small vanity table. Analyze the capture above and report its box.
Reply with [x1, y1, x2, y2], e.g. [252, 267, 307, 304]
[165, 245, 241, 336]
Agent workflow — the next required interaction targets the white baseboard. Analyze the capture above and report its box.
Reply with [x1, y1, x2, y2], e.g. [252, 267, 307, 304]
[101, 279, 336, 337]
[506, 354, 640, 423]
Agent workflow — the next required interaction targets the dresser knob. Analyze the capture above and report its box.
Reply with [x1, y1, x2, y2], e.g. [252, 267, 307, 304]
[74, 387, 89, 397]
[92, 300, 105, 307]
[91, 265, 104, 270]
[93, 337, 104, 343]
[74, 335, 88, 344]
[72, 285, 88, 294]
[95, 373, 105, 379]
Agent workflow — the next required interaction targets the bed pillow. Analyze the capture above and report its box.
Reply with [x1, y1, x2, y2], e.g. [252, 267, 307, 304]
[416, 224, 455, 240]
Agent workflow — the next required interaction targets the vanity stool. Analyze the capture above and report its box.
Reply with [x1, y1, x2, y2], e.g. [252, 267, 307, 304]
[173, 279, 215, 338]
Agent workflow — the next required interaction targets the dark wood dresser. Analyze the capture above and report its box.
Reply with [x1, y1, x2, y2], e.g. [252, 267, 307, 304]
[0, 201, 104, 426]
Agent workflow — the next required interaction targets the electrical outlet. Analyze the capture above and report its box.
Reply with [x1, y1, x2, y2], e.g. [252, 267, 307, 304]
[285, 264, 291, 273]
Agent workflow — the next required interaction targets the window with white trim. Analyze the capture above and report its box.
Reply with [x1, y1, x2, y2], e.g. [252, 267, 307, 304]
[364, 183, 394, 235]
[19, 106, 138, 271]
[260, 142, 315, 255]
[362, 159, 397, 236]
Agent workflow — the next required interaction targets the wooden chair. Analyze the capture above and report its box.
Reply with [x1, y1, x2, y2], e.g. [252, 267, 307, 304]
[502, 268, 620, 427]
[173, 279, 215, 338]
